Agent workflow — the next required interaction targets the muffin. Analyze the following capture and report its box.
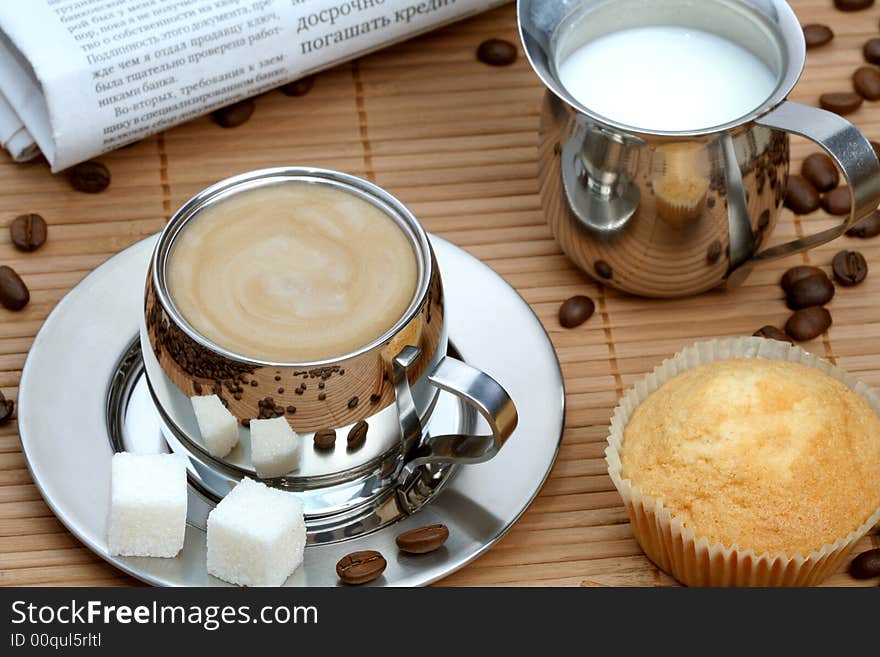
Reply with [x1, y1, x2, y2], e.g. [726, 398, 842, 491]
[654, 143, 709, 227]
[654, 175, 709, 226]
[606, 337, 880, 586]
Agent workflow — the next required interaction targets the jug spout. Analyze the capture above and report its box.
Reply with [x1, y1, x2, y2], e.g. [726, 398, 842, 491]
[561, 123, 642, 234]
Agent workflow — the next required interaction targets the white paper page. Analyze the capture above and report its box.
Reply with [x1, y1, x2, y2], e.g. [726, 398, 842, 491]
[0, 0, 507, 171]
[0, 27, 56, 162]
[0, 90, 38, 161]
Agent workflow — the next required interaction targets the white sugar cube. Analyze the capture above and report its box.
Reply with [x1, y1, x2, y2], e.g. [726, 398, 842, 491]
[207, 478, 306, 586]
[108, 452, 187, 558]
[191, 394, 239, 458]
[250, 416, 301, 478]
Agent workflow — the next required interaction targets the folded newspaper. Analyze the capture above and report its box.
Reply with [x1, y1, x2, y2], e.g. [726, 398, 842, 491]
[0, 0, 506, 171]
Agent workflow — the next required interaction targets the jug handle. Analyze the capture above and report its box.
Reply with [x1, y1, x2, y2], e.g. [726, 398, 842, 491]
[392, 345, 518, 476]
[746, 101, 880, 264]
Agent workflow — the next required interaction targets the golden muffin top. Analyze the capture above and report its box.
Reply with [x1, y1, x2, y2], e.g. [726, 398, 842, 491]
[620, 358, 880, 556]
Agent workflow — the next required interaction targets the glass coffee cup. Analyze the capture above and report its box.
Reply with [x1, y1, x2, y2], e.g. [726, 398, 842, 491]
[520, 0, 880, 297]
[140, 168, 518, 522]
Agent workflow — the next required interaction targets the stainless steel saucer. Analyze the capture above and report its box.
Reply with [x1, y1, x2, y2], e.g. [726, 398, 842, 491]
[18, 235, 565, 586]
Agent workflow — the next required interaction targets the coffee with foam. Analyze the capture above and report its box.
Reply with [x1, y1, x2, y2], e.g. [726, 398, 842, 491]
[166, 182, 418, 362]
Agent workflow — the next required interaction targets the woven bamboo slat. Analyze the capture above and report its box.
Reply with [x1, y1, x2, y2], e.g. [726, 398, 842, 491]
[1, 1, 878, 587]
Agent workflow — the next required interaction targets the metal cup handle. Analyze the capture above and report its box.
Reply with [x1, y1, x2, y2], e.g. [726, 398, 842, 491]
[392, 345, 518, 473]
[748, 101, 880, 263]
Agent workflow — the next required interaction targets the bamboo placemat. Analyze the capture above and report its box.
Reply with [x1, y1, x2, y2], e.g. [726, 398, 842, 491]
[1, 0, 879, 587]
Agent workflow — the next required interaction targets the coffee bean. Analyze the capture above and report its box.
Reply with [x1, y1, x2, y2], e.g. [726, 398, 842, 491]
[753, 326, 793, 344]
[819, 92, 863, 116]
[832, 249, 868, 286]
[476, 39, 517, 66]
[779, 267, 820, 300]
[0, 266, 29, 311]
[347, 420, 367, 449]
[706, 240, 723, 264]
[849, 548, 880, 579]
[9, 213, 47, 252]
[0, 398, 11, 425]
[801, 153, 839, 192]
[846, 209, 880, 238]
[834, 0, 874, 9]
[802, 24, 834, 49]
[558, 295, 595, 328]
[336, 550, 386, 585]
[396, 524, 449, 554]
[347, 396, 358, 409]
[853, 66, 880, 100]
[211, 99, 255, 128]
[822, 186, 851, 216]
[594, 260, 613, 279]
[784, 175, 820, 214]
[68, 160, 110, 193]
[865, 38, 880, 65]
[286, 405, 296, 414]
[280, 76, 314, 97]
[314, 428, 336, 450]
[785, 306, 832, 341]
[786, 272, 835, 310]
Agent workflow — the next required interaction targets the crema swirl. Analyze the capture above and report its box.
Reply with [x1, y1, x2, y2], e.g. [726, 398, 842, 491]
[166, 183, 418, 362]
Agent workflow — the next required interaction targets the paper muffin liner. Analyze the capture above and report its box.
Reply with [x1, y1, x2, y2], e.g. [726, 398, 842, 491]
[605, 336, 880, 586]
